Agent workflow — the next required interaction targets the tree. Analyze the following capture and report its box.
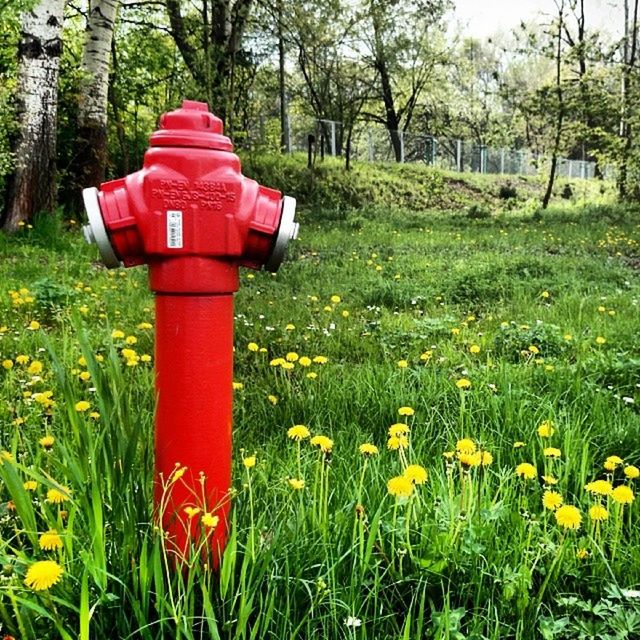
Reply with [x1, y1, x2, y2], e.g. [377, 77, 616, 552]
[1, 0, 66, 231]
[69, 0, 119, 210]
[165, 0, 254, 125]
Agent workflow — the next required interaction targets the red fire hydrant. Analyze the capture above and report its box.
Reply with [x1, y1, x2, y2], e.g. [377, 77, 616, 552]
[81, 100, 298, 563]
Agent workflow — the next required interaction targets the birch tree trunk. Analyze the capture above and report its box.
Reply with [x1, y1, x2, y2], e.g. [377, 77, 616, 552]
[72, 0, 119, 209]
[2, 0, 65, 232]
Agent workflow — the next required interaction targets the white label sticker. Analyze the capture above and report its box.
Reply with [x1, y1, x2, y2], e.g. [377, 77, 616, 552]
[167, 210, 183, 248]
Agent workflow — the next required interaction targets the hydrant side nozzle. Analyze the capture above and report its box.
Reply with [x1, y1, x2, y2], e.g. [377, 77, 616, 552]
[265, 196, 299, 273]
[82, 187, 121, 269]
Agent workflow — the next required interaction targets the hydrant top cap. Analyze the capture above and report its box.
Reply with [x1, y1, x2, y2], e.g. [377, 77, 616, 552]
[150, 100, 233, 151]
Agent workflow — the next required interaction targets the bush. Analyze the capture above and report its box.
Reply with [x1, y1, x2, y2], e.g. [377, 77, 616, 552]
[499, 182, 518, 199]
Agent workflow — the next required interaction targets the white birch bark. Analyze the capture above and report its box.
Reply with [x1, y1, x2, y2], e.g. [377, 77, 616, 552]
[2, 0, 65, 231]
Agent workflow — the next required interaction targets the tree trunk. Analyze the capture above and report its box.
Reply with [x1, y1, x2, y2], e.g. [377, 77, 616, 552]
[71, 0, 119, 213]
[2, 0, 65, 231]
[277, 0, 287, 153]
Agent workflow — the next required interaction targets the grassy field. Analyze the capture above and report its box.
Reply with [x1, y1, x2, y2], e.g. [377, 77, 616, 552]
[0, 198, 640, 639]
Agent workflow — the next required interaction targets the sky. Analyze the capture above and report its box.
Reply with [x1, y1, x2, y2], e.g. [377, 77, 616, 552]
[452, 0, 624, 41]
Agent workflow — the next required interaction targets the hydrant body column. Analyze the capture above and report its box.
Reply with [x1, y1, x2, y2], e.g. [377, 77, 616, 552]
[155, 293, 234, 557]
[81, 100, 298, 564]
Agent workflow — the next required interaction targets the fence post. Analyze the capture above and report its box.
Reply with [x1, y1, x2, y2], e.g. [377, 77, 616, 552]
[580, 161, 586, 179]
[330, 121, 336, 156]
[456, 139, 462, 171]
[368, 129, 374, 162]
[500, 148, 505, 174]
[399, 131, 405, 163]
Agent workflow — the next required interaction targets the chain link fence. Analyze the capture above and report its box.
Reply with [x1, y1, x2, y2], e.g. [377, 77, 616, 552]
[245, 115, 604, 179]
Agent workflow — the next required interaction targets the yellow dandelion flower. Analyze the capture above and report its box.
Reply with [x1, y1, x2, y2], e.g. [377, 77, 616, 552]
[201, 512, 219, 527]
[46, 487, 71, 504]
[125, 335, 137, 345]
[398, 406, 415, 416]
[27, 320, 40, 331]
[140, 354, 151, 363]
[285, 352, 299, 362]
[137, 322, 153, 330]
[281, 362, 295, 370]
[111, 329, 125, 339]
[515, 463, 537, 480]
[513, 441, 526, 448]
[542, 475, 558, 485]
[287, 425, 310, 441]
[404, 464, 428, 485]
[2, 359, 13, 370]
[451, 327, 460, 335]
[604, 455, 624, 471]
[310, 435, 334, 453]
[611, 485, 635, 505]
[79, 371, 91, 381]
[456, 378, 471, 389]
[456, 438, 476, 455]
[0, 451, 13, 464]
[528, 345, 540, 355]
[537, 420, 555, 438]
[397, 359, 408, 369]
[74, 400, 91, 412]
[387, 475, 414, 498]
[443, 450, 455, 460]
[270, 357, 285, 367]
[458, 451, 481, 468]
[389, 423, 409, 437]
[27, 360, 43, 375]
[542, 490, 563, 511]
[39, 529, 63, 551]
[359, 443, 379, 456]
[330, 295, 341, 304]
[184, 506, 201, 518]
[298, 356, 312, 367]
[39, 435, 55, 450]
[469, 344, 481, 354]
[555, 505, 582, 530]
[267, 395, 278, 405]
[541, 291, 550, 299]
[387, 435, 409, 450]
[306, 372, 318, 380]
[232, 382, 244, 390]
[624, 465, 639, 479]
[480, 451, 493, 466]
[585, 479, 612, 496]
[313, 356, 328, 365]
[589, 504, 608, 521]
[247, 342, 259, 352]
[24, 480, 38, 491]
[285, 324, 295, 331]
[24, 560, 63, 591]
[576, 548, 589, 560]
[288, 478, 305, 490]
[544, 447, 561, 458]
[16, 355, 29, 365]
[595, 336, 606, 345]
[243, 455, 256, 469]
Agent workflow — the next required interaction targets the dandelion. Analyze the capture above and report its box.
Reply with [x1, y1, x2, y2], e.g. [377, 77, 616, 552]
[2, 359, 12, 370]
[39, 529, 63, 551]
[202, 512, 219, 527]
[285, 324, 295, 331]
[387, 475, 413, 498]
[537, 420, 554, 438]
[515, 463, 537, 480]
[479, 451, 493, 466]
[75, 400, 91, 412]
[313, 356, 328, 364]
[267, 395, 278, 405]
[27, 320, 40, 331]
[397, 359, 408, 368]
[15, 355, 29, 365]
[542, 475, 558, 485]
[306, 372, 318, 380]
[46, 487, 71, 504]
[288, 478, 305, 490]
[137, 322, 153, 330]
[79, 371, 91, 381]
[611, 485, 635, 505]
[528, 345, 540, 355]
[232, 382, 244, 390]
[389, 423, 409, 437]
[298, 356, 312, 367]
[398, 406, 414, 416]
[544, 447, 561, 458]
[595, 336, 606, 345]
[24, 560, 63, 591]
[458, 452, 482, 468]
[576, 548, 589, 560]
[359, 443, 378, 456]
[624, 465, 639, 479]
[469, 344, 481, 354]
[589, 504, 608, 521]
[387, 434, 409, 450]
[541, 291, 550, 299]
[184, 507, 201, 518]
[404, 464, 428, 485]
[270, 358, 285, 367]
[555, 505, 582, 530]
[247, 342, 259, 352]
[456, 438, 476, 455]
[125, 336, 137, 345]
[39, 435, 54, 450]
[604, 455, 624, 471]
[456, 378, 471, 389]
[281, 362, 294, 370]
[24, 480, 37, 491]
[111, 329, 125, 339]
[285, 352, 299, 362]
[330, 295, 341, 304]
[27, 361, 43, 375]
[287, 425, 310, 441]
[243, 456, 256, 469]
[451, 327, 460, 335]
[542, 491, 563, 511]
[310, 435, 334, 453]
[585, 479, 613, 495]
[513, 441, 526, 448]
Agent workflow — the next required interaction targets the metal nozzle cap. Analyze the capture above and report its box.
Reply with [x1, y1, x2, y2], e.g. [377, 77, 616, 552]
[265, 196, 298, 273]
[82, 187, 121, 269]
